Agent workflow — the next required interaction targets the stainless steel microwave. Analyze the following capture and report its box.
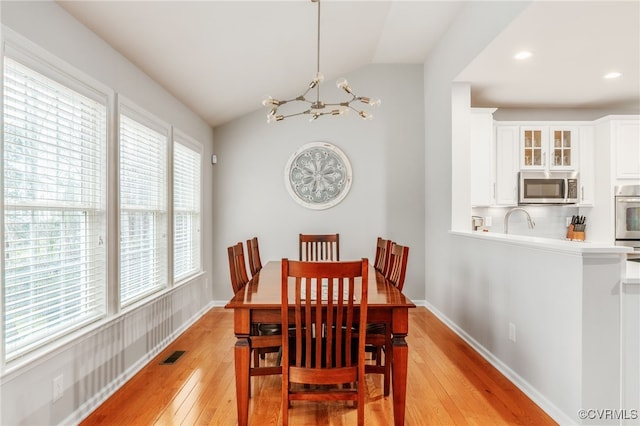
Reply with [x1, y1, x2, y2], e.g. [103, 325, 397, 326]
[519, 171, 579, 205]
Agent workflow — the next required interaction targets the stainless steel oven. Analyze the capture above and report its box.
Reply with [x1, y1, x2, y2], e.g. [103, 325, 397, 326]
[615, 185, 640, 260]
[519, 171, 579, 205]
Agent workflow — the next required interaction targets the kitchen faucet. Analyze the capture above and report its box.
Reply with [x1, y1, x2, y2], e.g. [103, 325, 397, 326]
[504, 207, 536, 234]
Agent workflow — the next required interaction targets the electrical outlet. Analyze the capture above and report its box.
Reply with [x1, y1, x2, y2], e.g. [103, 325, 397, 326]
[205, 278, 209, 288]
[53, 374, 64, 402]
[484, 216, 492, 227]
[508, 322, 516, 342]
[566, 216, 573, 227]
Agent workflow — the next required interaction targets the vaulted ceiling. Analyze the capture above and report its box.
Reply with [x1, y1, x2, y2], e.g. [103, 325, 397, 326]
[57, 1, 640, 127]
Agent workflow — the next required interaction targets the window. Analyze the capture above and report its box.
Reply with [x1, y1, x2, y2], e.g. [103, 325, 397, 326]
[118, 103, 169, 306]
[173, 135, 202, 282]
[2, 53, 108, 359]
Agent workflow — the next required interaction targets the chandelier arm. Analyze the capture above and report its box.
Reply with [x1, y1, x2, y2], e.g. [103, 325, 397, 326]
[280, 110, 312, 119]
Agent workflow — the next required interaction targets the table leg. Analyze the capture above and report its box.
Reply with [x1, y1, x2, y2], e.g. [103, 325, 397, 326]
[391, 305, 409, 426]
[391, 334, 408, 426]
[234, 336, 251, 426]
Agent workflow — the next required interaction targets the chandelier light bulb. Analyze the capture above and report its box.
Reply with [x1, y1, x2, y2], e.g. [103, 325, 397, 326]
[262, 96, 281, 106]
[336, 78, 353, 94]
[367, 98, 381, 107]
[267, 113, 284, 124]
[359, 110, 372, 120]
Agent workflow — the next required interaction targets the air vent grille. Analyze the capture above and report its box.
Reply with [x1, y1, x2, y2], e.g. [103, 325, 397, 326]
[161, 350, 186, 365]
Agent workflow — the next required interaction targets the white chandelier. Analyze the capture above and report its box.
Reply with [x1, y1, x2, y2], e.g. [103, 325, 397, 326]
[262, 0, 380, 123]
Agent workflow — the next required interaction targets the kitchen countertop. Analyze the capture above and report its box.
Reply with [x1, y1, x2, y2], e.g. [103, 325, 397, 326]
[451, 230, 633, 255]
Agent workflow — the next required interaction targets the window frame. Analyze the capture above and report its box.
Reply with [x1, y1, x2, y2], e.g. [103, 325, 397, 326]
[172, 129, 203, 284]
[117, 97, 171, 309]
[1, 36, 112, 362]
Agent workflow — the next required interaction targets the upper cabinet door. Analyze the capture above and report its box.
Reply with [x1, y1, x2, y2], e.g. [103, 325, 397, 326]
[520, 127, 546, 169]
[520, 126, 578, 171]
[549, 127, 578, 170]
[614, 120, 640, 179]
[495, 126, 519, 206]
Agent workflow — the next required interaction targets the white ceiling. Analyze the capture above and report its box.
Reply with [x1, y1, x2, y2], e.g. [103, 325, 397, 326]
[56, 0, 640, 127]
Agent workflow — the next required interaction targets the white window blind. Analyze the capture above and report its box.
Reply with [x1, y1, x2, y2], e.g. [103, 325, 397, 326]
[119, 109, 168, 306]
[3, 56, 107, 359]
[173, 139, 201, 281]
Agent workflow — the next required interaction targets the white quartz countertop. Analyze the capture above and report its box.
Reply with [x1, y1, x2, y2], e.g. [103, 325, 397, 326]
[451, 230, 633, 255]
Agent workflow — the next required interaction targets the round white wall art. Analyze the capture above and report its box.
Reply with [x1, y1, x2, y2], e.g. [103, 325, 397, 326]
[285, 142, 352, 210]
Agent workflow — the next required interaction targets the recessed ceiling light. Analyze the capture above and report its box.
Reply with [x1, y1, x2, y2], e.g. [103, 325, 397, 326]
[603, 72, 622, 79]
[514, 51, 532, 60]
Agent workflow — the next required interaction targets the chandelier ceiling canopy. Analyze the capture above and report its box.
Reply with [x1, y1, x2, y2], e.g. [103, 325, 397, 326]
[262, 0, 381, 123]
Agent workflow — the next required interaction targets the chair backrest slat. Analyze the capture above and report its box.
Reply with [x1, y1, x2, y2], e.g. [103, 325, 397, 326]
[282, 258, 367, 371]
[374, 237, 392, 276]
[227, 242, 249, 293]
[299, 233, 340, 261]
[246, 237, 263, 276]
[386, 243, 409, 291]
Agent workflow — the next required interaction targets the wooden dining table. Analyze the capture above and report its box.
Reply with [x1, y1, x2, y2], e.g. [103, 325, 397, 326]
[224, 259, 416, 425]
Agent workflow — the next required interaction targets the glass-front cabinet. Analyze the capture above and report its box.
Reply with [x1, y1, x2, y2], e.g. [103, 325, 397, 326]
[522, 127, 544, 168]
[551, 129, 573, 168]
[520, 126, 577, 170]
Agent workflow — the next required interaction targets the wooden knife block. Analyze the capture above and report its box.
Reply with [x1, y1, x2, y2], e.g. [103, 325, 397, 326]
[566, 224, 585, 241]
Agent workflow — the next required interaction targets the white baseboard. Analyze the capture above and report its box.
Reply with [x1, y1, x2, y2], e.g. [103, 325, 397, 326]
[422, 300, 575, 425]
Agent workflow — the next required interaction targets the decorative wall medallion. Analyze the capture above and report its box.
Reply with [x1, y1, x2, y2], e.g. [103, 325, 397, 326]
[285, 142, 352, 210]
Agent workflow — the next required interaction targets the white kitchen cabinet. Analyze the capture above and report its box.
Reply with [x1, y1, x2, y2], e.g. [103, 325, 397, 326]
[495, 126, 519, 206]
[613, 120, 640, 180]
[578, 126, 595, 206]
[520, 126, 578, 171]
[470, 108, 496, 206]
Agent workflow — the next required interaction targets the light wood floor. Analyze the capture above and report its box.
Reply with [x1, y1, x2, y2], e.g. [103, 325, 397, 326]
[80, 307, 557, 425]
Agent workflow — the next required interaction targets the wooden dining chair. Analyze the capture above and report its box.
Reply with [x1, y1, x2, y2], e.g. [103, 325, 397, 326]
[227, 242, 249, 293]
[299, 233, 340, 261]
[366, 242, 410, 396]
[246, 236, 263, 276]
[228, 241, 280, 369]
[386, 242, 409, 291]
[374, 237, 392, 276]
[281, 258, 368, 426]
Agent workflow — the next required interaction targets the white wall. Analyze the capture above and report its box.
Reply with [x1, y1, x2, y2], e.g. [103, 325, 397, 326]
[423, 0, 531, 312]
[1, 2, 215, 425]
[212, 64, 426, 303]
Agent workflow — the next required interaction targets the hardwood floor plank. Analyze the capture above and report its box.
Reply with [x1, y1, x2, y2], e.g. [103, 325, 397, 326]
[80, 307, 557, 426]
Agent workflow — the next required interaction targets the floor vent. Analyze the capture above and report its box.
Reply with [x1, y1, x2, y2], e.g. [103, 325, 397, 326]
[161, 350, 186, 365]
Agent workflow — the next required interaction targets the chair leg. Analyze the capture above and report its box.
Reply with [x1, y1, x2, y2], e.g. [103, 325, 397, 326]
[282, 387, 289, 426]
[357, 379, 365, 426]
[384, 332, 392, 396]
[254, 349, 260, 368]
